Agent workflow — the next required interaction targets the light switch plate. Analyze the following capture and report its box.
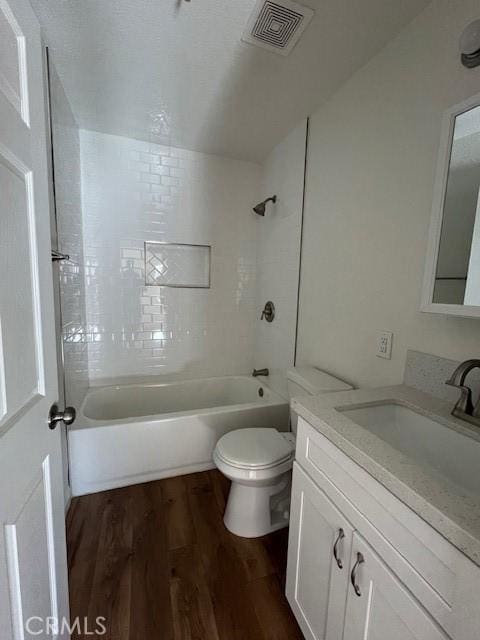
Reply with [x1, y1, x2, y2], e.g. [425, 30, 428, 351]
[376, 330, 393, 359]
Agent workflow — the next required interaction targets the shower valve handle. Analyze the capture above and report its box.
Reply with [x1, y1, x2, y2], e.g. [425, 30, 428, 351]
[261, 301, 275, 323]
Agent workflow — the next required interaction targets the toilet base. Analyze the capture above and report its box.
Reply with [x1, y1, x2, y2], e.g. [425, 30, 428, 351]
[223, 471, 292, 538]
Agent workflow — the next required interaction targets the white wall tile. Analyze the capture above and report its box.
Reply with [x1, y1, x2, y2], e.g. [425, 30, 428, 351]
[254, 121, 307, 376]
[80, 130, 259, 382]
[50, 65, 89, 408]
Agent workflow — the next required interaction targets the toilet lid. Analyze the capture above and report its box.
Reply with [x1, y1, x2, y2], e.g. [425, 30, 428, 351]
[215, 428, 294, 470]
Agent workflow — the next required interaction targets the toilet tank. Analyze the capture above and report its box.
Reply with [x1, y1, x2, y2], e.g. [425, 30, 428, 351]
[287, 366, 352, 433]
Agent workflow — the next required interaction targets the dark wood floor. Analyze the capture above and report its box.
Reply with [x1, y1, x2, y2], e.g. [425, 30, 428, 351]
[66, 470, 303, 640]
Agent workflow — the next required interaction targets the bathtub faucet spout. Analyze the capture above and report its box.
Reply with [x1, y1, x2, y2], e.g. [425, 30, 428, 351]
[252, 368, 269, 377]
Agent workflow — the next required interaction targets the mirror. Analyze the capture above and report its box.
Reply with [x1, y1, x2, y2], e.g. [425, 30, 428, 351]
[423, 96, 480, 317]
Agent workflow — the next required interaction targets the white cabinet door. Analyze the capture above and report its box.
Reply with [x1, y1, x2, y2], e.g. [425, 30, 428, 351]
[0, 0, 70, 637]
[343, 533, 450, 640]
[286, 463, 354, 640]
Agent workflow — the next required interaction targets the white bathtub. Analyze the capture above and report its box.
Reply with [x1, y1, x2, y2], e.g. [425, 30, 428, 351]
[68, 376, 289, 496]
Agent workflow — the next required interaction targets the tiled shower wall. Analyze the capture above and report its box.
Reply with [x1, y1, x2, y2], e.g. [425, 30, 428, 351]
[49, 65, 89, 407]
[80, 130, 259, 383]
[254, 120, 307, 376]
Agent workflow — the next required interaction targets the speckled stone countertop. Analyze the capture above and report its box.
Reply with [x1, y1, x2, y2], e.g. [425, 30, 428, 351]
[291, 385, 480, 566]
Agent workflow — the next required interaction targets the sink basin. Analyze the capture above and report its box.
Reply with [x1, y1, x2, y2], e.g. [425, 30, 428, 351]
[340, 403, 480, 495]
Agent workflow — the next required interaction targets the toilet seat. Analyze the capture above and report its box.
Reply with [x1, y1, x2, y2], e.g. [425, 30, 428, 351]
[215, 428, 294, 470]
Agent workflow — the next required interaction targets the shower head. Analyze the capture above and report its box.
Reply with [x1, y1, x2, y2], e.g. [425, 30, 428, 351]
[253, 195, 277, 216]
[253, 202, 266, 216]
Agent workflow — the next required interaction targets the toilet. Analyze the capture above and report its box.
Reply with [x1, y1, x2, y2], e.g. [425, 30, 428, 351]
[214, 367, 352, 538]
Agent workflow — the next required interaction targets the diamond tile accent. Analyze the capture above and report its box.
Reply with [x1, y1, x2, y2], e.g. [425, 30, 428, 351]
[145, 242, 211, 288]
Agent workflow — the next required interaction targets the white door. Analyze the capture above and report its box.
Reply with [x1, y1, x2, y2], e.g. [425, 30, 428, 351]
[286, 464, 353, 640]
[0, 0, 70, 637]
[343, 533, 449, 640]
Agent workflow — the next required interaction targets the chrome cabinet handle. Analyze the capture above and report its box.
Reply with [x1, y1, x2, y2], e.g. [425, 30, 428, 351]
[333, 528, 345, 569]
[350, 552, 364, 596]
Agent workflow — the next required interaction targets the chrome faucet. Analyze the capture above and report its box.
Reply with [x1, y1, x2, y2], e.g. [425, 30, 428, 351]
[253, 368, 269, 377]
[446, 359, 480, 426]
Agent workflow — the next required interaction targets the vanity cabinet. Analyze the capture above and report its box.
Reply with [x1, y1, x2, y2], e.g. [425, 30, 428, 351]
[287, 417, 480, 640]
[287, 465, 448, 640]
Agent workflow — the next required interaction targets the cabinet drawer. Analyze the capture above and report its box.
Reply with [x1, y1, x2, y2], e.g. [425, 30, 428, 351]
[296, 417, 458, 633]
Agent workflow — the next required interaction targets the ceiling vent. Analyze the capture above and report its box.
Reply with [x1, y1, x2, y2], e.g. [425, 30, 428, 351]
[242, 0, 314, 56]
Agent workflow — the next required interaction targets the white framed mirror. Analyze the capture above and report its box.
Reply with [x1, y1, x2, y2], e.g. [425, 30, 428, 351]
[422, 92, 480, 317]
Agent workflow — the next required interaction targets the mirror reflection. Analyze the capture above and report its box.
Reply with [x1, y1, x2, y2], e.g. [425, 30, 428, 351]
[434, 105, 480, 305]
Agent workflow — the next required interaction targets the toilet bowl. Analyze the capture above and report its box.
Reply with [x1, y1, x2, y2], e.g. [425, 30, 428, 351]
[214, 366, 352, 538]
[214, 428, 295, 537]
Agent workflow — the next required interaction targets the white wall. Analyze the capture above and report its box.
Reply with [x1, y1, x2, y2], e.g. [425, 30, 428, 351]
[297, 0, 480, 389]
[80, 130, 259, 382]
[254, 120, 306, 376]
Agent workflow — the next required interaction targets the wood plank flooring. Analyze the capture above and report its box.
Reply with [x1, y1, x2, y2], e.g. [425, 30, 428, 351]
[67, 470, 304, 640]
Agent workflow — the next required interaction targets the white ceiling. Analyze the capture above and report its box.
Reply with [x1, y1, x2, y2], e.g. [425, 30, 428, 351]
[31, 0, 430, 162]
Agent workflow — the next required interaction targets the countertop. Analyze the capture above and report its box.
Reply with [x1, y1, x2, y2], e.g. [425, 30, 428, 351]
[291, 384, 480, 566]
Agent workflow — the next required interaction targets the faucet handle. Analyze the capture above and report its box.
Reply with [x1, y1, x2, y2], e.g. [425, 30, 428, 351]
[445, 380, 474, 416]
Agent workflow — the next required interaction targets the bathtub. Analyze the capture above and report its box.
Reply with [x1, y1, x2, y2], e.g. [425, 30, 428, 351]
[68, 376, 289, 496]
